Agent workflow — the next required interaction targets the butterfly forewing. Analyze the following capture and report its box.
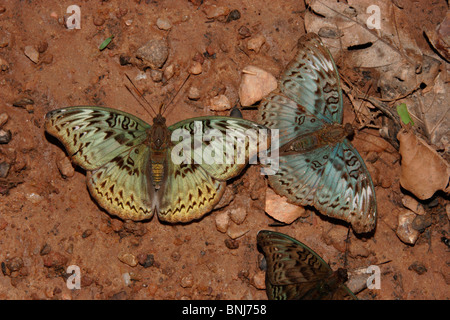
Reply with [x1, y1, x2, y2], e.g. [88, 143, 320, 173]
[45, 107, 151, 170]
[280, 33, 343, 124]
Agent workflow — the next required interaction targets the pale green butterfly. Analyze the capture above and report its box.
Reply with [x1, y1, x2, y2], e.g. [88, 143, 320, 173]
[45, 98, 268, 223]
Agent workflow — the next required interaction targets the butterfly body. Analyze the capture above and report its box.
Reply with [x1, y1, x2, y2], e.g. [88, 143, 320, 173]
[258, 33, 376, 233]
[45, 106, 268, 223]
[257, 230, 356, 300]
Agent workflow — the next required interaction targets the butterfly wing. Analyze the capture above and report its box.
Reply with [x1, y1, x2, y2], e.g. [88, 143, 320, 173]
[257, 230, 357, 300]
[45, 106, 155, 220]
[257, 230, 333, 300]
[280, 33, 343, 124]
[157, 117, 268, 223]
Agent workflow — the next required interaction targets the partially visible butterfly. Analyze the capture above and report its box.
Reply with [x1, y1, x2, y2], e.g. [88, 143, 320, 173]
[257, 230, 357, 300]
[45, 96, 268, 223]
[257, 33, 376, 233]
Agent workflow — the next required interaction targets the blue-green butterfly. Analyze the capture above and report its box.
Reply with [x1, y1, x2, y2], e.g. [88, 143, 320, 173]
[257, 33, 376, 233]
[257, 230, 357, 300]
[45, 105, 268, 223]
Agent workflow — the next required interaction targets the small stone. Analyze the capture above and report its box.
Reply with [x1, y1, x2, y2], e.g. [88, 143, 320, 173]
[0, 56, 9, 71]
[39, 54, 53, 65]
[396, 210, 420, 244]
[56, 156, 75, 178]
[13, 98, 34, 109]
[116, 8, 128, 19]
[215, 211, 230, 233]
[322, 225, 348, 252]
[150, 69, 163, 82]
[40, 243, 52, 256]
[0, 162, 10, 178]
[226, 222, 249, 239]
[163, 64, 175, 82]
[247, 34, 266, 53]
[229, 207, 247, 225]
[137, 253, 154, 268]
[193, 52, 205, 64]
[93, 17, 105, 26]
[408, 261, 427, 275]
[6, 257, 24, 272]
[238, 26, 251, 39]
[209, 94, 231, 111]
[43, 252, 68, 268]
[239, 66, 277, 106]
[189, 61, 202, 75]
[119, 54, 131, 66]
[82, 229, 93, 238]
[24, 45, 39, 64]
[411, 214, 432, 232]
[118, 253, 138, 267]
[226, 9, 241, 22]
[0, 129, 11, 144]
[136, 39, 169, 69]
[203, 5, 230, 20]
[264, 188, 306, 224]
[156, 17, 172, 30]
[402, 195, 426, 215]
[224, 238, 239, 249]
[187, 86, 201, 100]
[0, 30, 11, 48]
[348, 241, 371, 258]
[37, 41, 48, 54]
[251, 271, 266, 290]
[180, 274, 194, 288]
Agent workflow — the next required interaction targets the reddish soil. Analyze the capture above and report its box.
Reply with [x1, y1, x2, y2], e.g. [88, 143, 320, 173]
[0, 0, 448, 300]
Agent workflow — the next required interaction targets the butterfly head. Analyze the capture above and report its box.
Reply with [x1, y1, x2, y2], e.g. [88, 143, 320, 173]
[150, 114, 170, 150]
[336, 268, 349, 283]
[344, 123, 354, 138]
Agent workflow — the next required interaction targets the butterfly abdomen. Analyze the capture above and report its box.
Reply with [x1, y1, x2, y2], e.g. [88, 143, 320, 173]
[150, 161, 164, 189]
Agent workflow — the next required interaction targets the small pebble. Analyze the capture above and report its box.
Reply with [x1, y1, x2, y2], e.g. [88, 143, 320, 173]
[118, 253, 138, 267]
[0, 129, 11, 144]
[0, 56, 9, 71]
[5, 257, 24, 272]
[251, 271, 266, 289]
[43, 252, 68, 268]
[180, 274, 194, 288]
[136, 39, 169, 69]
[56, 156, 75, 178]
[396, 210, 420, 245]
[0, 113, 8, 128]
[193, 52, 205, 64]
[264, 188, 307, 224]
[229, 207, 247, 225]
[411, 214, 432, 232]
[163, 64, 175, 82]
[93, 17, 105, 26]
[137, 253, 154, 268]
[119, 54, 131, 66]
[226, 222, 249, 239]
[0, 29, 11, 48]
[224, 238, 239, 249]
[203, 5, 230, 20]
[226, 9, 241, 22]
[189, 61, 202, 75]
[0, 162, 10, 178]
[239, 65, 277, 106]
[40, 243, 52, 256]
[24, 45, 39, 64]
[215, 211, 230, 233]
[116, 8, 128, 19]
[187, 86, 201, 100]
[150, 69, 163, 82]
[402, 195, 426, 215]
[408, 261, 427, 275]
[209, 94, 231, 111]
[238, 26, 251, 39]
[247, 34, 266, 53]
[82, 229, 93, 238]
[156, 17, 172, 30]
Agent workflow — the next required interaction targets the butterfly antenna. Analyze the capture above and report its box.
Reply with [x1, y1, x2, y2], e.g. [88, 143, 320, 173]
[124, 73, 157, 118]
[161, 73, 191, 118]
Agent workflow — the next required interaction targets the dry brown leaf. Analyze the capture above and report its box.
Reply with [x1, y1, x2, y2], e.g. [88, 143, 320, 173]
[397, 129, 450, 200]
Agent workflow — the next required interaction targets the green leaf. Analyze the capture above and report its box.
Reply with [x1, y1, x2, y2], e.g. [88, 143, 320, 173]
[99, 35, 114, 51]
[396, 103, 414, 125]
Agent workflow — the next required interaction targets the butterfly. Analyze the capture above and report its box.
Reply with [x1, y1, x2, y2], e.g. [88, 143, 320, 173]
[257, 230, 357, 300]
[257, 33, 376, 233]
[45, 105, 268, 223]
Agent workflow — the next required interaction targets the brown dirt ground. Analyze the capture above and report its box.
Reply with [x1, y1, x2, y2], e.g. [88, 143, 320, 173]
[0, 0, 448, 300]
